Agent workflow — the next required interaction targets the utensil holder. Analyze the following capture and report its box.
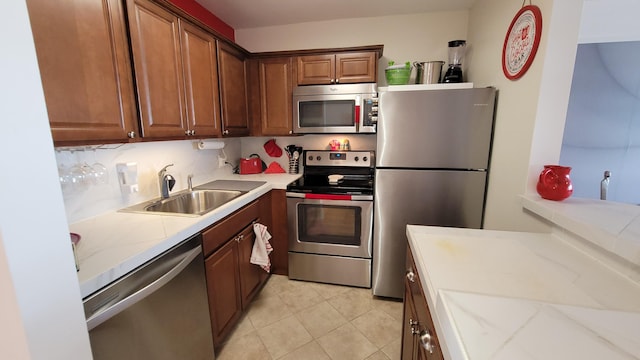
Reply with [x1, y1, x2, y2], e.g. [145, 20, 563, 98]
[289, 158, 299, 174]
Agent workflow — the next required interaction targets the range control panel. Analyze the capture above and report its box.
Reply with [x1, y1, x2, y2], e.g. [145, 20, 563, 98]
[304, 150, 375, 168]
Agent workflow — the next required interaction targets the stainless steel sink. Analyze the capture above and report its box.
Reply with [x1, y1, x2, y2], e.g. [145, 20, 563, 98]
[121, 189, 245, 216]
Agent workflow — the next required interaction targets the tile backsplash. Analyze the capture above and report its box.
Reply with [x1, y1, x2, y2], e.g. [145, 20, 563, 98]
[56, 134, 377, 224]
[56, 138, 241, 223]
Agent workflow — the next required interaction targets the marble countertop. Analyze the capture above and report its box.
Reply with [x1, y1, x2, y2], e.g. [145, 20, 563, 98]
[407, 225, 640, 360]
[521, 195, 640, 273]
[72, 173, 300, 298]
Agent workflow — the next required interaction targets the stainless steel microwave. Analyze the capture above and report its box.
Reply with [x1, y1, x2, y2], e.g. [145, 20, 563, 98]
[293, 84, 378, 134]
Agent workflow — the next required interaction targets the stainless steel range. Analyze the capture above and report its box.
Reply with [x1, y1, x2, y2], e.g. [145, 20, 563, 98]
[286, 150, 375, 288]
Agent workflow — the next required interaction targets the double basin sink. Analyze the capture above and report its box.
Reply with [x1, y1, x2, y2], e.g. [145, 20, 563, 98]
[121, 180, 266, 217]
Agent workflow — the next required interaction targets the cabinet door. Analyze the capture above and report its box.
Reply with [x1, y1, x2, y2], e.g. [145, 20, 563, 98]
[179, 20, 222, 137]
[218, 43, 250, 136]
[26, 0, 138, 144]
[268, 190, 289, 275]
[127, 0, 187, 138]
[336, 52, 377, 84]
[402, 281, 419, 360]
[259, 57, 293, 136]
[205, 238, 242, 347]
[237, 224, 268, 307]
[297, 54, 335, 85]
[405, 248, 445, 360]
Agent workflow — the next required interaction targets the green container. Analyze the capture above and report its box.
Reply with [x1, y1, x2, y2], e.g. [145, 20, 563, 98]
[385, 67, 411, 85]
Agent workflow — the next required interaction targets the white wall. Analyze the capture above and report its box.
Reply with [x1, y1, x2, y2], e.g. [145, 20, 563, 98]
[0, 1, 93, 359]
[450, 0, 583, 231]
[236, 11, 469, 85]
[579, 0, 640, 43]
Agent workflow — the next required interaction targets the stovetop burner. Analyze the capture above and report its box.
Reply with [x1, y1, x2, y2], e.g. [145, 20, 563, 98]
[287, 150, 375, 195]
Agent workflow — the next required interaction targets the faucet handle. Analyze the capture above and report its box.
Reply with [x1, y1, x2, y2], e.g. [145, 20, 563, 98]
[165, 174, 176, 192]
[187, 174, 194, 191]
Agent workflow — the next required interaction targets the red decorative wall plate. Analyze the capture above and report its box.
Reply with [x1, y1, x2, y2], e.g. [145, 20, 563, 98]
[502, 5, 543, 80]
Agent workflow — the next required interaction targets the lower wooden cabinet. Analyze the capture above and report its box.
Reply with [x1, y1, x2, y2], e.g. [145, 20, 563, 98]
[205, 236, 242, 345]
[202, 194, 271, 347]
[269, 190, 289, 275]
[402, 247, 444, 360]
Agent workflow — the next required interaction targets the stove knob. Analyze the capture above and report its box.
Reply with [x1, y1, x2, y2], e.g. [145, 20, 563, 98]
[354, 156, 360, 162]
[308, 156, 313, 161]
[363, 156, 368, 162]
[317, 156, 321, 161]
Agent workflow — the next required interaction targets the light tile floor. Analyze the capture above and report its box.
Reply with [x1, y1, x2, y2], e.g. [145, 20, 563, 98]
[216, 274, 403, 360]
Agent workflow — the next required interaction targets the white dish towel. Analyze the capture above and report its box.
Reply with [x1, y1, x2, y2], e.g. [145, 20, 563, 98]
[251, 223, 273, 272]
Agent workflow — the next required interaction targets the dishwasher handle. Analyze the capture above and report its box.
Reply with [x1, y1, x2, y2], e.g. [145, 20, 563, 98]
[86, 245, 202, 330]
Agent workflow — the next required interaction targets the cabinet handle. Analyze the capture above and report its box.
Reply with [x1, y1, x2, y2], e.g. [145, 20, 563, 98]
[406, 269, 416, 283]
[185, 130, 190, 136]
[191, 130, 195, 136]
[335, 79, 340, 84]
[419, 329, 435, 354]
[409, 318, 419, 335]
[127, 131, 136, 138]
[223, 129, 229, 135]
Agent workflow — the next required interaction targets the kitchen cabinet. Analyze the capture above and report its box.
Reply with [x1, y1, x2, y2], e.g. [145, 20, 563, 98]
[202, 196, 269, 347]
[180, 21, 222, 137]
[402, 247, 444, 360]
[269, 190, 289, 275]
[126, 0, 221, 139]
[218, 42, 251, 137]
[26, 0, 138, 144]
[256, 57, 294, 136]
[297, 51, 377, 85]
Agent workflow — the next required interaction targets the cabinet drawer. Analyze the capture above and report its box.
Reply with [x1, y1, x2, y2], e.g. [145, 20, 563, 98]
[202, 200, 259, 256]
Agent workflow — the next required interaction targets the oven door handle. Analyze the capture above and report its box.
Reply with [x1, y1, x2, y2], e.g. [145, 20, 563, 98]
[286, 192, 373, 201]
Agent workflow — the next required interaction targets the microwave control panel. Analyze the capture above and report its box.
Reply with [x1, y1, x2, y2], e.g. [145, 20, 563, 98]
[361, 97, 378, 132]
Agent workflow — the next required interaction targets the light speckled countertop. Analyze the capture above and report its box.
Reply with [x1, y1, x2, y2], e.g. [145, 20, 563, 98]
[407, 225, 640, 359]
[72, 173, 300, 298]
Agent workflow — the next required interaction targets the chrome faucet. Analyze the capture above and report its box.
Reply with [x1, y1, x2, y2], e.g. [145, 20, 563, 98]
[187, 174, 194, 192]
[158, 164, 175, 199]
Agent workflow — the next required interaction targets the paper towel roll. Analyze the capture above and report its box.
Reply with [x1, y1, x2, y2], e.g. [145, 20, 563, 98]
[197, 140, 225, 150]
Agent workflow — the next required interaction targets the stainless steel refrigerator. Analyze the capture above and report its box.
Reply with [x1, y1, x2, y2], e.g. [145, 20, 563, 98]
[372, 86, 496, 298]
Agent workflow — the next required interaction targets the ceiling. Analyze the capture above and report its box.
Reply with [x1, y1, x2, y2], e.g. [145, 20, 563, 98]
[196, 0, 477, 29]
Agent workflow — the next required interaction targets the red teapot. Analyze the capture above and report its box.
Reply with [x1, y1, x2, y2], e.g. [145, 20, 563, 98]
[536, 165, 573, 201]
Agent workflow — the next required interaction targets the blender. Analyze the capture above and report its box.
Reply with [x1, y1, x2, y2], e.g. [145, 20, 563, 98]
[443, 40, 466, 83]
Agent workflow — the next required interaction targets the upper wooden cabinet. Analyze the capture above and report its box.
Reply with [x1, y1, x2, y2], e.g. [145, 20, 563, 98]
[180, 21, 222, 138]
[257, 57, 294, 136]
[26, 0, 139, 144]
[218, 43, 250, 137]
[127, 0, 221, 139]
[297, 51, 377, 85]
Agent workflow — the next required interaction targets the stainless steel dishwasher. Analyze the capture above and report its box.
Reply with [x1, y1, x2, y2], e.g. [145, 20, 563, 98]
[83, 234, 215, 359]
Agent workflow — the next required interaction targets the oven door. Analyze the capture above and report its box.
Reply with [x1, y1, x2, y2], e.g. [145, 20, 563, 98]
[293, 94, 359, 134]
[287, 194, 373, 258]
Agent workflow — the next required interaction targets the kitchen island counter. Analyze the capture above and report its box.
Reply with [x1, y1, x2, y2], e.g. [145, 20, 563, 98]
[72, 173, 300, 298]
[407, 225, 640, 359]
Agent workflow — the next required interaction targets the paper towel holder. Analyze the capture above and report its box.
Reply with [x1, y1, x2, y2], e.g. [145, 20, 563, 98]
[196, 140, 225, 150]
